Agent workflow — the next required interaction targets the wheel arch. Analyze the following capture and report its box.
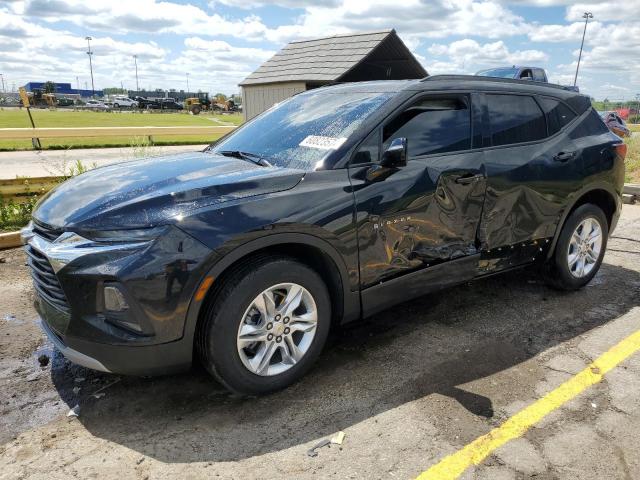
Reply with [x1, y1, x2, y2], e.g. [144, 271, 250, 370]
[546, 184, 620, 260]
[183, 233, 361, 357]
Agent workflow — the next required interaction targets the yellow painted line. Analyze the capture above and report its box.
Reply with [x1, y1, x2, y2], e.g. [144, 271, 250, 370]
[416, 329, 640, 480]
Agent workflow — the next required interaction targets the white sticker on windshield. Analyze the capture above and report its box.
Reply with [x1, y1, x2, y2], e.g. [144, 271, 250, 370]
[299, 135, 347, 150]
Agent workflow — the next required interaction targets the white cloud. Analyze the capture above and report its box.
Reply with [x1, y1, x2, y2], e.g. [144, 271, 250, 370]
[428, 39, 548, 73]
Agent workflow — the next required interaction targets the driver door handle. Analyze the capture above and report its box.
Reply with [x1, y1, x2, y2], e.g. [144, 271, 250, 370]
[553, 151, 575, 162]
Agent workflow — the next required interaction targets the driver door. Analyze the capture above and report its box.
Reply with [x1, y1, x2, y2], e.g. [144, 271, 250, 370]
[348, 93, 487, 315]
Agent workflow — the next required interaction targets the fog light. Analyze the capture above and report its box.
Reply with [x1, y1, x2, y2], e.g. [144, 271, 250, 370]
[104, 286, 129, 312]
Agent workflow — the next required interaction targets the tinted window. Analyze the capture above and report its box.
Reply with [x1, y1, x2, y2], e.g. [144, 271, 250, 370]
[382, 96, 471, 159]
[538, 97, 577, 135]
[487, 94, 546, 146]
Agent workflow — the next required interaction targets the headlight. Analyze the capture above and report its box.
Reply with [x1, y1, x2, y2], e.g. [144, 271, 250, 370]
[80, 226, 169, 243]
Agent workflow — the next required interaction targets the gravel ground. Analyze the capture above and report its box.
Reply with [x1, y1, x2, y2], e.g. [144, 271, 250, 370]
[0, 205, 639, 480]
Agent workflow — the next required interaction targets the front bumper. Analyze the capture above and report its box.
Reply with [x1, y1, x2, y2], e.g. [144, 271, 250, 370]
[25, 223, 213, 375]
[40, 314, 111, 373]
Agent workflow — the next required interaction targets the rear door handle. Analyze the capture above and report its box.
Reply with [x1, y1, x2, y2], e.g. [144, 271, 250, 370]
[455, 173, 484, 185]
[553, 151, 575, 162]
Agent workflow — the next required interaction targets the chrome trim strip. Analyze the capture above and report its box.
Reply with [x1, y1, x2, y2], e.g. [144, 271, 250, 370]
[40, 319, 111, 373]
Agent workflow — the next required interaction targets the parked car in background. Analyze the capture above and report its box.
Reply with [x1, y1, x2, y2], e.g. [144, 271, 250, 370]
[23, 76, 626, 395]
[153, 99, 183, 111]
[133, 96, 159, 109]
[476, 66, 548, 82]
[105, 96, 138, 109]
[82, 100, 110, 112]
[600, 111, 631, 138]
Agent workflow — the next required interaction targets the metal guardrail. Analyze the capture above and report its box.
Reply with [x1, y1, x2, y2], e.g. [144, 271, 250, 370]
[0, 176, 62, 203]
[0, 125, 236, 139]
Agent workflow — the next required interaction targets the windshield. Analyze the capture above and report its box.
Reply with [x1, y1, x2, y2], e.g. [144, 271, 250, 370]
[476, 67, 519, 79]
[210, 89, 393, 170]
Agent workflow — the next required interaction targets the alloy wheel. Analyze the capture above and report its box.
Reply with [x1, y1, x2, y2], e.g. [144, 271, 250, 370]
[567, 217, 603, 278]
[236, 283, 318, 376]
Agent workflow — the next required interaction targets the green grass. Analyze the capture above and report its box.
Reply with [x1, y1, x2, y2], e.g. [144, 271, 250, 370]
[629, 124, 639, 133]
[0, 109, 243, 150]
[625, 135, 640, 184]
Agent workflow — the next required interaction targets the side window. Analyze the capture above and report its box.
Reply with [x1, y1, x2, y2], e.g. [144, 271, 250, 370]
[519, 69, 533, 80]
[382, 96, 471, 159]
[352, 128, 380, 165]
[533, 69, 546, 82]
[538, 97, 577, 135]
[487, 94, 546, 146]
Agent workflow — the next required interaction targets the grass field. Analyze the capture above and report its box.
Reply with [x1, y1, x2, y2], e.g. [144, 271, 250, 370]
[625, 134, 640, 183]
[0, 109, 243, 150]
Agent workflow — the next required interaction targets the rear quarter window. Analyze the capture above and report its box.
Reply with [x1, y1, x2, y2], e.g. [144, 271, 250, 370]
[487, 94, 547, 146]
[538, 97, 577, 135]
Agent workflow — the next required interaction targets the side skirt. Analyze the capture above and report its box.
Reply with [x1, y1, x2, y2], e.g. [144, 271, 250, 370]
[360, 254, 480, 318]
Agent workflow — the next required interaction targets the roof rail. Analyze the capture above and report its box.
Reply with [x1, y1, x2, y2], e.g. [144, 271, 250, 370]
[420, 74, 577, 93]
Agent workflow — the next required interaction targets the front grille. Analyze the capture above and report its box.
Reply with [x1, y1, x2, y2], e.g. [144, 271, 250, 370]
[25, 244, 71, 312]
[32, 223, 61, 242]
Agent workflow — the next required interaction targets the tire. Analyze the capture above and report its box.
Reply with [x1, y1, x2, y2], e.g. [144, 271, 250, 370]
[113, 103, 119, 109]
[543, 203, 608, 290]
[191, 106, 201, 115]
[197, 255, 331, 395]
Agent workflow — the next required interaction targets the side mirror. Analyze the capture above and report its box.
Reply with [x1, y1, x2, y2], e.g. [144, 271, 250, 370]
[380, 137, 408, 168]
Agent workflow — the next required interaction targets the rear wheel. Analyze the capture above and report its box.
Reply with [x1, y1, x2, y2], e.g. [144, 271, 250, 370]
[197, 256, 331, 394]
[543, 203, 608, 290]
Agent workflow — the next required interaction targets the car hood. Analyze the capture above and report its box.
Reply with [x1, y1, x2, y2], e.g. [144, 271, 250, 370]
[33, 152, 305, 231]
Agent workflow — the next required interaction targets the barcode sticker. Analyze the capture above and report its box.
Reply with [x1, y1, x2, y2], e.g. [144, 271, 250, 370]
[299, 135, 347, 150]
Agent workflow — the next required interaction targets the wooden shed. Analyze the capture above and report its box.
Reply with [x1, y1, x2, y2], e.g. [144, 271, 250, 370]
[239, 29, 427, 121]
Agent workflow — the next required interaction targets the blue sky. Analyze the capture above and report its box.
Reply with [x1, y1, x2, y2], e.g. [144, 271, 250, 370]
[1, 0, 638, 100]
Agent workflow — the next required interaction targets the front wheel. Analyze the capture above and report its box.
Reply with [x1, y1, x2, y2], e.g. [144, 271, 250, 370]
[197, 256, 331, 395]
[543, 203, 608, 290]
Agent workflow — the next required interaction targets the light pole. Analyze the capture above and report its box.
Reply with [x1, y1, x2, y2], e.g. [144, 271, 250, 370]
[133, 55, 139, 91]
[573, 12, 593, 87]
[0, 73, 4, 93]
[75, 76, 80, 93]
[86, 36, 95, 97]
[186, 72, 190, 93]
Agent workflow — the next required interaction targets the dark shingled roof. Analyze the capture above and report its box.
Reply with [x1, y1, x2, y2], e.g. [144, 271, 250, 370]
[239, 29, 427, 86]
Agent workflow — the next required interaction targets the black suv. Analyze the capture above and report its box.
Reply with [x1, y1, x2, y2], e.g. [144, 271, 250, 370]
[23, 76, 626, 394]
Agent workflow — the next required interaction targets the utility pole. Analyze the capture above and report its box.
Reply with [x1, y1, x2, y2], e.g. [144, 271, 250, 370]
[186, 72, 190, 93]
[76, 76, 80, 93]
[0, 74, 4, 93]
[573, 12, 593, 87]
[133, 55, 139, 91]
[86, 36, 95, 97]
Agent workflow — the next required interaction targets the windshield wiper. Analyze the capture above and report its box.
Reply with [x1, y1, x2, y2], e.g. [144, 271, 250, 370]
[216, 150, 272, 167]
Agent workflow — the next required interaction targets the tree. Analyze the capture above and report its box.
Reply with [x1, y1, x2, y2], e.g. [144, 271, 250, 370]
[43, 81, 56, 94]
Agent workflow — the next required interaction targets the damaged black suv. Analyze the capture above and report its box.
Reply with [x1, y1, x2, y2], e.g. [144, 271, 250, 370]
[23, 76, 626, 394]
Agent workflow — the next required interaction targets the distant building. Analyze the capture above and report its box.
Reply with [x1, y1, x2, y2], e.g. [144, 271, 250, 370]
[22, 82, 102, 98]
[239, 29, 427, 121]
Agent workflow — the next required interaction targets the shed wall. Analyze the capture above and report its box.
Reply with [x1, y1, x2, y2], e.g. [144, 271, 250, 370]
[241, 81, 307, 121]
